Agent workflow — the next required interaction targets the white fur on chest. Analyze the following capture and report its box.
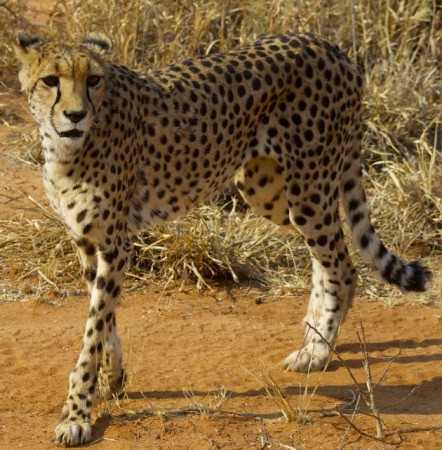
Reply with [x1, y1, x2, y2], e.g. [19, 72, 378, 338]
[42, 150, 108, 243]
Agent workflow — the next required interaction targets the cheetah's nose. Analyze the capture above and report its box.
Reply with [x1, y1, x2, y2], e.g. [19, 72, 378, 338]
[64, 110, 87, 124]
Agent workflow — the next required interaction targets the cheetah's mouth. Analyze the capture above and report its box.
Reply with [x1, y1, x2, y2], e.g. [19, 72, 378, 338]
[59, 129, 84, 139]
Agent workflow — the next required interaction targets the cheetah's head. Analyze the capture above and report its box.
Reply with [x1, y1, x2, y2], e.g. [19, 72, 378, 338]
[15, 32, 112, 150]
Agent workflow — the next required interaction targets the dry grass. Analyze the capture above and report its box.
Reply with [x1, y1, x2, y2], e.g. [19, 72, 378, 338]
[130, 201, 308, 291]
[0, 208, 79, 301]
[0, 198, 310, 301]
[0, 0, 440, 301]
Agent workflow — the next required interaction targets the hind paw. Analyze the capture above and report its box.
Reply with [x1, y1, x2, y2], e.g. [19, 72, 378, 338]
[283, 344, 330, 372]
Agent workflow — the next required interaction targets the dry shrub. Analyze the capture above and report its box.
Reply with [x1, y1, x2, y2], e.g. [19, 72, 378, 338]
[367, 140, 441, 253]
[0, 200, 309, 300]
[130, 202, 308, 291]
[0, 0, 440, 300]
[0, 214, 79, 301]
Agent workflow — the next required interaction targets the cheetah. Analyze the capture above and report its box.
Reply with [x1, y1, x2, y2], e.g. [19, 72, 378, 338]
[15, 31, 430, 446]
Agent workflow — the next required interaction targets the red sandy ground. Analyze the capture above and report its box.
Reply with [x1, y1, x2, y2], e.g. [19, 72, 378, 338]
[0, 7, 441, 448]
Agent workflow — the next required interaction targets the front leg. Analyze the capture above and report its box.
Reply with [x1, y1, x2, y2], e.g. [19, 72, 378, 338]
[54, 237, 131, 446]
[76, 238, 98, 294]
[76, 237, 125, 398]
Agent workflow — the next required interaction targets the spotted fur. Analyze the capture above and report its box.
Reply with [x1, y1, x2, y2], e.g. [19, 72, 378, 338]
[15, 31, 431, 446]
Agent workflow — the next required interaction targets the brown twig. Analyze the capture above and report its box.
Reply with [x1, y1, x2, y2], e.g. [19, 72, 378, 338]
[374, 346, 402, 388]
[0, 1, 17, 17]
[357, 323, 384, 438]
[305, 322, 371, 408]
[335, 406, 385, 442]
[305, 322, 387, 441]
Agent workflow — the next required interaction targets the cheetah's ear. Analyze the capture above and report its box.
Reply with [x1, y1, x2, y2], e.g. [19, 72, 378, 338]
[14, 31, 43, 60]
[14, 32, 44, 91]
[82, 33, 113, 56]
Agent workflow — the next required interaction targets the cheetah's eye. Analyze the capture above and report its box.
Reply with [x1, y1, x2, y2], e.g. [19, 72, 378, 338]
[42, 76, 59, 87]
[86, 75, 101, 88]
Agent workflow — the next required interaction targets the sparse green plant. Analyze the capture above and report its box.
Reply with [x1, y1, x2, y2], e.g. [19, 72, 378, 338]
[183, 383, 230, 415]
[259, 362, 312, 425]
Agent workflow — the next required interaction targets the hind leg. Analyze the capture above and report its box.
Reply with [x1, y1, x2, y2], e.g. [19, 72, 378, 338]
[302, 236, 357, 330]
[236, 159, 357, 371]
[97, 317, 125, 399]
[302, 258, 326, 331]
[282, 196, 357, 371]
[235, 157, 292, 227]
[236, 158, 356, 370]
[283, 247, 357, 371]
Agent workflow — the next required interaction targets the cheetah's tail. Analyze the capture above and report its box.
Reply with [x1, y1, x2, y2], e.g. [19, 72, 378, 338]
[340, 166, 431, 292]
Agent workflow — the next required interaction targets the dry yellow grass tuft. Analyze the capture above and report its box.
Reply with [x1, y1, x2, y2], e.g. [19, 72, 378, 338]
[0, 0, 440, 301]
[130, 201, 309, 291]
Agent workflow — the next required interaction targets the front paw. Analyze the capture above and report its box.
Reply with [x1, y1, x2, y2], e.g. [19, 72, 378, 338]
[53, 419, 92, 446]
[283, 343, 330, 372]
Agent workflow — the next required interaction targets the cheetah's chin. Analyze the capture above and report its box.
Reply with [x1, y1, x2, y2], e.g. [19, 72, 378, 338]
[59, 129, 84, 139]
